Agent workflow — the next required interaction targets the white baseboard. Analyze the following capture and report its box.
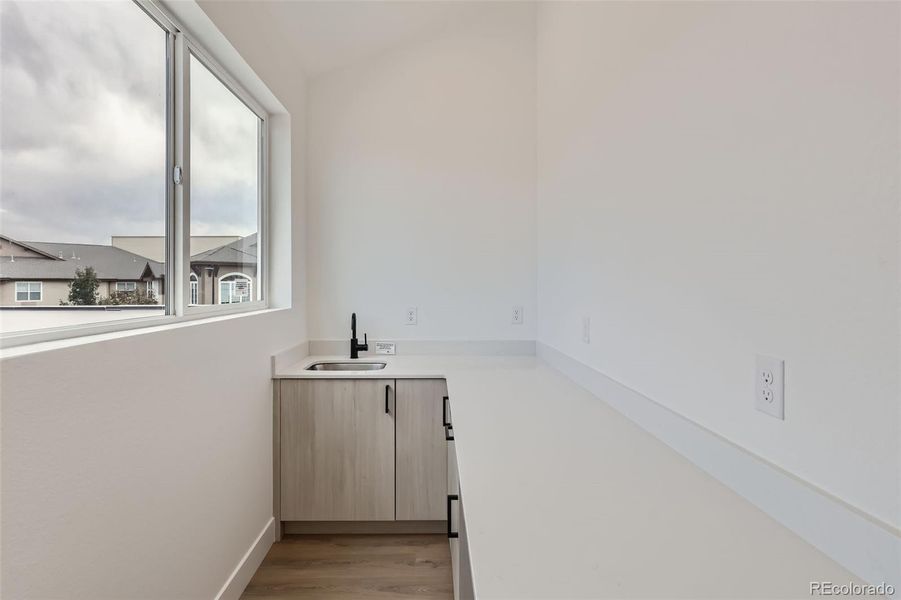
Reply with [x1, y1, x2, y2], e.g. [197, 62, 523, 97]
[537, 342, 901, 589]
[214, 517, 275, 600]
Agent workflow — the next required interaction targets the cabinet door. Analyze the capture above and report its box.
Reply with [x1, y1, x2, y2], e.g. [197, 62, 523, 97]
[280, 379, 395, 521]
[448, 438, 461, 600]
[457, 495, 475, 600]
[395, 379, 448, 520]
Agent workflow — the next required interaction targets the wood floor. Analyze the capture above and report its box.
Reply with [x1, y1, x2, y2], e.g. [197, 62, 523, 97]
[240, 534, 453, 600]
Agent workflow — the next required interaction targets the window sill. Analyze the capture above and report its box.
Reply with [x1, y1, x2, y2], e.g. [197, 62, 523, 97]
[0, 305, 289, 360]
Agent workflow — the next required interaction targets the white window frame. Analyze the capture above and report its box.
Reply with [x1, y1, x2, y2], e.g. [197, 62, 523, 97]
[217, 272, 252, 305]
[179, 36, 268, 318]
[189, 272, 199, 305]
[0, 0, 270, 349]
[15, 281, 43, 302]
[116, 282, 138, 293]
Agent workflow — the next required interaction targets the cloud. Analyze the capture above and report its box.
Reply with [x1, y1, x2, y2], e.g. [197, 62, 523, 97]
[0, 0, 258, 244]
[190, 54, 259, 236]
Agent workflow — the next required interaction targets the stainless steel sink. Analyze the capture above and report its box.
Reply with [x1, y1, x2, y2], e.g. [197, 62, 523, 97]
[306, 362, 387, 371]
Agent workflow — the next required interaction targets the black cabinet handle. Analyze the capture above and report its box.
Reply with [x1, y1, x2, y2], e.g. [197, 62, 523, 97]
[445, 424, 454, 441]
[442, 395, 450, 427]
[385, 384, 390, 415]
[447, 494, 459, 538]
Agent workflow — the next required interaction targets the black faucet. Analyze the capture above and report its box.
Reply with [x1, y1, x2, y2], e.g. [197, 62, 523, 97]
[350, 312, 368, 359]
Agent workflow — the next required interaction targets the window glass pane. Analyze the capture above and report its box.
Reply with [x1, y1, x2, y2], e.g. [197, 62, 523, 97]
[0, 0, 167, 334]
[217, 273, 251, 304]
[189, 54, 260, 307]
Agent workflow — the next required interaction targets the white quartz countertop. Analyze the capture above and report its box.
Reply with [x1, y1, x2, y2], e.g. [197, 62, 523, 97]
[274, 355, 857, 598]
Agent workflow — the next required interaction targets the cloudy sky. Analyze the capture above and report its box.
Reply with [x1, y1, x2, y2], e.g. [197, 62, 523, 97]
[1, 0, 259, 245]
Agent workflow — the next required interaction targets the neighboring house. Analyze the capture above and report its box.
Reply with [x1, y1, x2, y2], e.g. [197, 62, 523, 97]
[110, 235, 241, 263]
[189, 234, 257, 305]
[0, 233, 257, 307]
[0, 234, 165, 306]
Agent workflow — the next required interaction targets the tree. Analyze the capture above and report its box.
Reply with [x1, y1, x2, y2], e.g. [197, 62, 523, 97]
[98, 288, 157, 306]
[65, 267, 99, 305]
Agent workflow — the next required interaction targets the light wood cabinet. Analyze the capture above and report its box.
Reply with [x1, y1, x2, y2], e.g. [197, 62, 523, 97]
[277, 377, 468, 597]
[448, 435, 461, 599]
[280, 379, 395, 521]
[445, 396, 473, 600]
[396, 379, 448, 520]
[457, 496, 475, 600]
[278, 377, 448, 524]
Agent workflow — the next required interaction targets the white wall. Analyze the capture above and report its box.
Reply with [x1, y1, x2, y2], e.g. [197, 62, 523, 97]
[4, 3, 900, 597]
[1, 314, 301, 599]
[536, 1, 900, 529]
[0, 1, 308, 597]
[306, 3, 536, 342]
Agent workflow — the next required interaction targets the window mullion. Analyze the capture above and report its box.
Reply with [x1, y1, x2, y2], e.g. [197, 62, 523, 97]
[259, 119, 267, 303]
[173, 32, 191, 317]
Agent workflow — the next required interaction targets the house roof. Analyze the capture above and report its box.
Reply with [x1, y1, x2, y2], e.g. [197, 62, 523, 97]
[0, 234, 62, 260]
[191, 233, 257, 266]
[0, 241, 164, 281]
[0, 232, 255, 282]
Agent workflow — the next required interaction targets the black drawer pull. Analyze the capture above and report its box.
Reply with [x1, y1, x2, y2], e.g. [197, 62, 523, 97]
[442, 395, 450, 427]
[445, 424, 454, 441]
[447, 494, 459, 538]
[385, 384, 390, 415]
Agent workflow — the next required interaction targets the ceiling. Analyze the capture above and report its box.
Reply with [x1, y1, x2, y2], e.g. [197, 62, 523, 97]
[198, 1, 502, 78]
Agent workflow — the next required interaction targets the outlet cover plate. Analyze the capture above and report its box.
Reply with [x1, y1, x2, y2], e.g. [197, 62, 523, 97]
[374, 342, 396, 355]
[755, 354, 784, 420]
[405, 307, 417, 325]
[512, 306, 523, 325]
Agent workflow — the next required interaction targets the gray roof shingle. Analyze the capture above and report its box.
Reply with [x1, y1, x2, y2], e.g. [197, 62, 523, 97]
[191, 233, 257, 266]
[0, 242, 163, 281]
[0, 232, 256, 282]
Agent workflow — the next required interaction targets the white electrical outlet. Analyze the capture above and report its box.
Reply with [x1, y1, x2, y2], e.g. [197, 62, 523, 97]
[405, 307, 418, 325]
[512, 306, 523, 325]
[582, 316, 591, 344]
[755, 355, 784, 420]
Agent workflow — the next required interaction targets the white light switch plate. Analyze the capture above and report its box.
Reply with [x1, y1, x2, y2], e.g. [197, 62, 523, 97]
[374, 342, 396, 355]
[755, 355, 784, 420]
